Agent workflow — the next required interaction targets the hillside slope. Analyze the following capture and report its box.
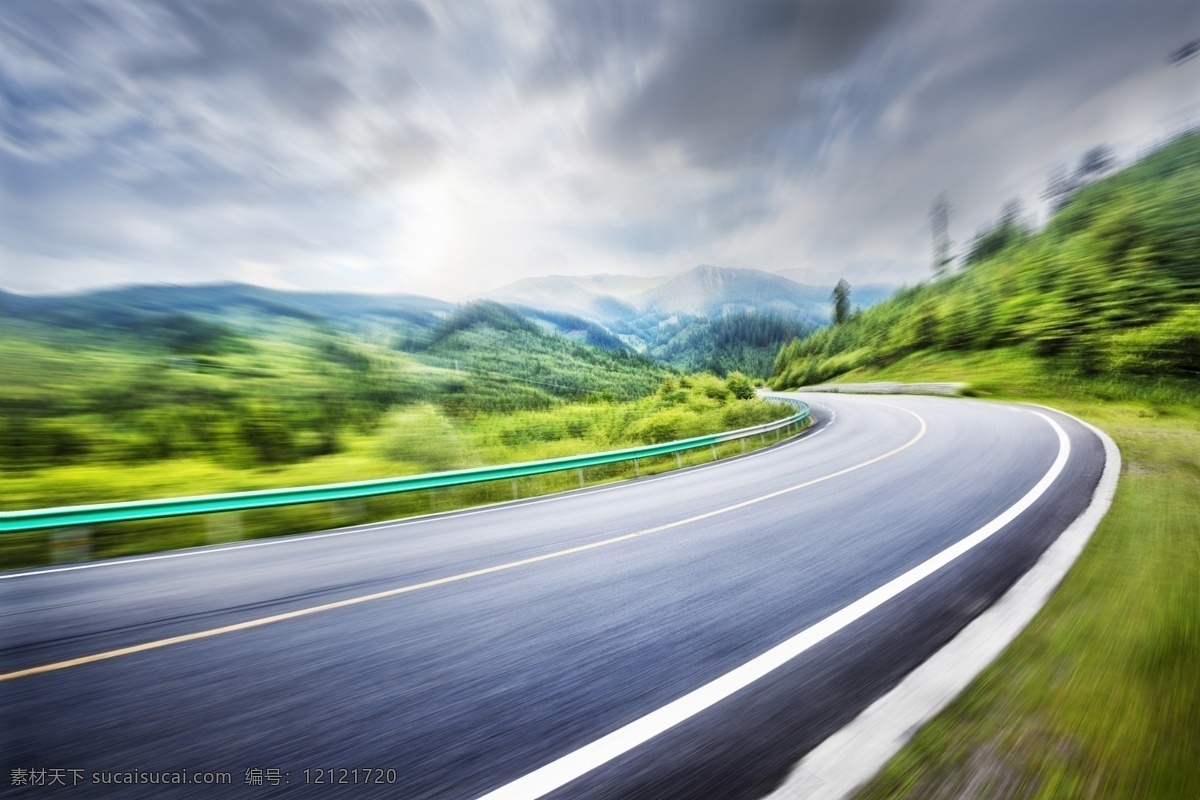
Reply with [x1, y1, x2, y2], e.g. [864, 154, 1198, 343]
[772, 130, 1200, 390]
[416, 301, 666, 414]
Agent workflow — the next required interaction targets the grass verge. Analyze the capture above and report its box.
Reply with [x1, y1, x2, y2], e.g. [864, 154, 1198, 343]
[816, 351, 1199, 799]
[1, 417, 809, 571]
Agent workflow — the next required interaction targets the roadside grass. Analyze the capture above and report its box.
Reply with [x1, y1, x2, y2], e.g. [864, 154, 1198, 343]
[820, 351, 1200, 799]
[1, 369, 796, 569]
[0, 412, 807, 570]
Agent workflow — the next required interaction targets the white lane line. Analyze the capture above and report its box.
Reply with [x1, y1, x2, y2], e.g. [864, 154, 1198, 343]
[1, 411, 837, 581]
[0, 409, 918, 682]
[767, 407, 1116, 800]
[476, 411, 1070, 800]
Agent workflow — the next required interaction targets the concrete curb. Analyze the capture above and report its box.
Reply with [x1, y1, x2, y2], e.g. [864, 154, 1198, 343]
[764, 406, 1121, 800]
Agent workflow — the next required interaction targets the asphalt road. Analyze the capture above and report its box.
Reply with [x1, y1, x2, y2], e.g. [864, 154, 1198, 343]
[0, 393, 1106, 799]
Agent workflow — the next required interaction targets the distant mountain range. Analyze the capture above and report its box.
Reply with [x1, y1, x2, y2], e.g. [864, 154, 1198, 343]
[1, 266, 896, 377]
[480, 265, 895, 340]
[0, 282, 453, 325]
[482, 265, 896, 375]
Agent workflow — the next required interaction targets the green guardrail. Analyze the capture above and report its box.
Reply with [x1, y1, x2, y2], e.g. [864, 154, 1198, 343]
[0, 399, 810, 533]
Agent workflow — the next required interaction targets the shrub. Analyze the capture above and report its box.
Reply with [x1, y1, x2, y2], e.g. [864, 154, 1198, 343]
[377, 405, 466, 471]
[725, 371, 755, 400]
[1107, 308, 1200, 377]
[689, 373, 731, 403]
[627, 408, 690, 444]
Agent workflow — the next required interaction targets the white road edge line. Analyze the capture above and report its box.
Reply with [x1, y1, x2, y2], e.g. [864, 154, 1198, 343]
[766, 407, 1119, 800]
[476, 411, 1071, 800]
[1, 411, 835, 581]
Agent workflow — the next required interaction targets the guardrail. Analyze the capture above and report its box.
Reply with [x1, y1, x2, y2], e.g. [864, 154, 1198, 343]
[0, 399, 810, 533]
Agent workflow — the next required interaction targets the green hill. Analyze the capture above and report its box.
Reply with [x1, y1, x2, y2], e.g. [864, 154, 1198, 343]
[772, 130, 1200, 390]
[0, 293, 668, 472]
[649, 312, 813, 377]
[415, 301, 667, 414]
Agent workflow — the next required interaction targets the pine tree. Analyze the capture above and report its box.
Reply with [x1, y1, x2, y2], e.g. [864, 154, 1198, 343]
[832, 278, 851, 325]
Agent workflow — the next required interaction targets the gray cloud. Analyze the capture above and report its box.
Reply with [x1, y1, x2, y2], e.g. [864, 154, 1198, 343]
[2, 0, 1198, 297]
[588, 0, 902, 167]
[1, 0, 440, 189]
[525, 0, 663, 93]
[877, 0, 1200, 154]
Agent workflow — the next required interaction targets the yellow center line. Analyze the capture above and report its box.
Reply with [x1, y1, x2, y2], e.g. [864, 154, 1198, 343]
[2, 406, 927, 683]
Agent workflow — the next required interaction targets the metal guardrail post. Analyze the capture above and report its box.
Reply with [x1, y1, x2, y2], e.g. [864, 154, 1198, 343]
[50, 527, 90, 564]
[206, 511, 244, 545]
[332, 499, 365, 525]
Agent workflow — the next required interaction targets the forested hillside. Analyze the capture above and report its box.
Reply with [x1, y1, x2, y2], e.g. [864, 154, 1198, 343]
[772, 131, 1200, 390]
[0, 287, 792, 551]
[648, 312, 811, 377]
[0, 296, 667, 471]
[416, 301, 666, 414]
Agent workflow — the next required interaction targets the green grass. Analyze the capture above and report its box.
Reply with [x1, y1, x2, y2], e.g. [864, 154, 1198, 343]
[830, 346, 1198, 408]
[827, 352, 1200, 799]
[0, 375, 798, 569]
[0, 425, 804, 570]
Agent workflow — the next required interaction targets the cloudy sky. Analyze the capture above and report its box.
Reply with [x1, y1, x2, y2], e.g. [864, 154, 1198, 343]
[2, 0, 1198, 299]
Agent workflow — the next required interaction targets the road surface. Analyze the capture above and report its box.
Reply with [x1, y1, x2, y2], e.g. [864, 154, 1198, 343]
[0, 393, 1107, 799]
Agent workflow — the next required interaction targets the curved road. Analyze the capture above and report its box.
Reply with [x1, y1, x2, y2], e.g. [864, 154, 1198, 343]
[0, 393, 1106, 799]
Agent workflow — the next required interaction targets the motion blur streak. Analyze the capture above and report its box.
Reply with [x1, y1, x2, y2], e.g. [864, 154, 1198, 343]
[1, 406, 921, 683]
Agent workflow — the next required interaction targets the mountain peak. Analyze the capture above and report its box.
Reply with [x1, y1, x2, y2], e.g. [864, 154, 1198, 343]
[478, 265, 896, 328]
